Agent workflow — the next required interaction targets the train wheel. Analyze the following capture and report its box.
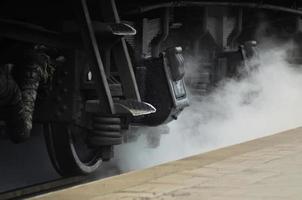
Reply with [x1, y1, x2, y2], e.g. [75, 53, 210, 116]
[44, 123, 102, 176]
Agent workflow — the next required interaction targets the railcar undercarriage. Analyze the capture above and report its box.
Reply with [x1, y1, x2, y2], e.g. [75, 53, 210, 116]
[0, 0, 301, 176]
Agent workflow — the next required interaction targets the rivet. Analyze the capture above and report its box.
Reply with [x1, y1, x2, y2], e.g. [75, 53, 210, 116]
[55, 111, 62, 117]
[57, 80, 63, 85]
[60, 105, 68, 112]
[62, 88, 68, 93]
[55, 96, 62, 102]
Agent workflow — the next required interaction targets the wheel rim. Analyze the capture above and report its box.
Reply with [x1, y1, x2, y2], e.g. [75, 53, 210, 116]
[44, 123, 102, 176]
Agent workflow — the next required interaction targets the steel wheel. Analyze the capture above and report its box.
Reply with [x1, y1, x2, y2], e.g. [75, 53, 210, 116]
[44, 123, 102, 176]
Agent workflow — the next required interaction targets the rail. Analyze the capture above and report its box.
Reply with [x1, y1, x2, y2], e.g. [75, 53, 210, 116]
[0, 176, 86, 200]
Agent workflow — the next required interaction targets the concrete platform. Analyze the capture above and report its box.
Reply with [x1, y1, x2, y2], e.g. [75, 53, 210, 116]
[31, 127, 302, 200]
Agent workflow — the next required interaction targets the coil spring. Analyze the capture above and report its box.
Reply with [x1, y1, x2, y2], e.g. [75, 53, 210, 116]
[88, 116, 122, 146]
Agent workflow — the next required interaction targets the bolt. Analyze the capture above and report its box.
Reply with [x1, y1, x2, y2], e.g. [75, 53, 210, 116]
[63, 71, 68, 76]
[62, 88, 68, 93]
[55, 96, 62, 102]
[60, 105, 68, 112]
[55, 111, 62, 117]
[57, 80, 63, 85]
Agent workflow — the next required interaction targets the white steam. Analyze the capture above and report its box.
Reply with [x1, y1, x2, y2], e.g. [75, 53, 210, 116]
[114, 42, 302, 172]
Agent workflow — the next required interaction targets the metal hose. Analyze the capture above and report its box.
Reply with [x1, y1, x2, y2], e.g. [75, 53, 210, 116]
[0, 45, 55, 143]
[0, 64, 28, 143]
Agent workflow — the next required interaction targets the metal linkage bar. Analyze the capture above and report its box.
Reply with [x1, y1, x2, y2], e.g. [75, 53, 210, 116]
[151, 7, 170, 57]
[227, 9, 243, 48]
[73, 0, 115, 114]
[126, 1, 302, 16]
[100, 0, 141, 101]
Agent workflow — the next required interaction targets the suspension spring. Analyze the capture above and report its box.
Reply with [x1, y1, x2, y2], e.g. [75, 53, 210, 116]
[88, 115, 123, 146]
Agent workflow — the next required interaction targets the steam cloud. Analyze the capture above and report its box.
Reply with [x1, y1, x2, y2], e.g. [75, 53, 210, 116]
[113, 41, 302, 172]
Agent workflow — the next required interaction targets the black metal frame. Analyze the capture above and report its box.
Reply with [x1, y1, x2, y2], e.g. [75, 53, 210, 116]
[125, 1, 302, 15]
[0, 19, 77, 48]
[73, 0, 115, 114]
[35, 0, 118, 121]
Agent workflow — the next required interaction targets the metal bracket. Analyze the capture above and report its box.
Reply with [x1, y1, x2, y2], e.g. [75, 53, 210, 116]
[100, 0, 141, 101]
[85, 99, 156, 117]
[73, 0, 115, 114]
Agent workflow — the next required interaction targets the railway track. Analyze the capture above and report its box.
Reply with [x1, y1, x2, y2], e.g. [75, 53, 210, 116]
[0, 160, 121, 200]
[0, 176, 87, 200]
